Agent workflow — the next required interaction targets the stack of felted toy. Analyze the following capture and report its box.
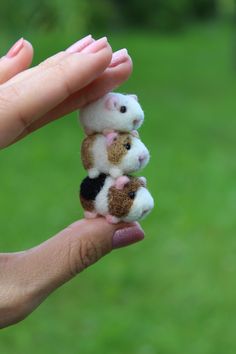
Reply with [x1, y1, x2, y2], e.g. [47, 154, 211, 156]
[79, 92, 154, 224]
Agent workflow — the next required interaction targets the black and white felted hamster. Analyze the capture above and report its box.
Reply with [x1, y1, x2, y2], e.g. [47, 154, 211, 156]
[80, 174, 154, 224]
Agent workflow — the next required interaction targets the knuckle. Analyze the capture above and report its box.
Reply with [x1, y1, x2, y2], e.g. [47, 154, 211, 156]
[0, 85, 28, 130]
[0, 90, 11, 114]
[8, 84, 21, 100]
[38, 51, 65, 70]
[54, 61, 74, 96]
[0, 85, 19, 108]
[69, 239, 102, 275]
[2, 86, 28, 128]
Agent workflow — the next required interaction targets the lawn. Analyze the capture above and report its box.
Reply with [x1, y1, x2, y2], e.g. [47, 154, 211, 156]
[0, 23, 236, 353]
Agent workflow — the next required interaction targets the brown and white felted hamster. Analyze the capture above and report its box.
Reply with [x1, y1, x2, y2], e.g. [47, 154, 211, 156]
[80, 174, 154, 224]
[79, 92, 144, 135]
[81, 132, 150, 178]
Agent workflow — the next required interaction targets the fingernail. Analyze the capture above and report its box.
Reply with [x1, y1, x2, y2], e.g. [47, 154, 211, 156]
[81, 37, 108, 54]
[109, 48, 128, 67]
[112, 225, 145, 249]
[6, 38, 24, 58]
[66, 35, 94, 53]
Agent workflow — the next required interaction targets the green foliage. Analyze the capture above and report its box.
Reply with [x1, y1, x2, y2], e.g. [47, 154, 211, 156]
[0, 0, 232, 36]
[191, 0, 218, 19]
[218, 0, 235, 16]
[151, 0, 191, 30]
[0, 0, 89, 36]
[86, 0, 121, 33]
[116, 0, 220, 31]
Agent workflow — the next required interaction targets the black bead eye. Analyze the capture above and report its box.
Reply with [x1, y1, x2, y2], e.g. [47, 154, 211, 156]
[120, 105, 127, 113]
[128, 191, 136, 199]
[124, 143, 131, 150]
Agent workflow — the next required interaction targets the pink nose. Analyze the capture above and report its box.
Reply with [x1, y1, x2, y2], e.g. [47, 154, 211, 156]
[139, 153, 147, 163]
[133, 118, 141, 126]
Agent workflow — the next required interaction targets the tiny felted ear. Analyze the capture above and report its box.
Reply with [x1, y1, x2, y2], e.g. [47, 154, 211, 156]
[115, 176, 130, 190]
[129, 94, 138, 101]
[139, 177, 147, 187]
[104, 94, 118, 110]
[131, 130, 139, 138]
[105, 132, 118, 146]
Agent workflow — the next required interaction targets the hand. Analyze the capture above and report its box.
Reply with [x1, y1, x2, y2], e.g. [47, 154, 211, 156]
[0, 36, 144, 328]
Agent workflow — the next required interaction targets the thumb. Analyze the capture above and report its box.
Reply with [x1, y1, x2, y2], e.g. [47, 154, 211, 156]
[13, 218, 144, 313]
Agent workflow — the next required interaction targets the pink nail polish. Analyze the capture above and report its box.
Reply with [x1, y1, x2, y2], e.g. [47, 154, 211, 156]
[6, 38, 24, 58]
[109, 48, 128, 67]
[81, 37, 108, 54]
[66, 35, 94, 53]
[112, 225, 144, 249]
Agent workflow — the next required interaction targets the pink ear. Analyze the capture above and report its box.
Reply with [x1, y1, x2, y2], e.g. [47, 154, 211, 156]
[105, 132, 118, 146]
[139, 177, 147, 187]
[115, 176, 130, 190]
[131, 130, 139, 138]
[105, 95, 118, 110]
[129, 94, 138, 101]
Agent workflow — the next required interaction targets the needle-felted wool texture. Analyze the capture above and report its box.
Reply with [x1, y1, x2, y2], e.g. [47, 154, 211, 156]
[79, 91, 154, 224]
[79, 175, 154, 223]
[79, 92, 144, 135]
[80, 173, 107, 212]
[81, 132, 150, 179]
[81, 134, 96, 170]
[107, 134, 132, 164]
[108, 177, 144, 217]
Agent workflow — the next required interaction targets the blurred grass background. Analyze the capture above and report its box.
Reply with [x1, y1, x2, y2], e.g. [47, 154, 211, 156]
[0, 0, 236, 353]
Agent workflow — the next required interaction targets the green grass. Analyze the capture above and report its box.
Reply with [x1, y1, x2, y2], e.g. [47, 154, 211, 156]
[0, 23, 236, 353]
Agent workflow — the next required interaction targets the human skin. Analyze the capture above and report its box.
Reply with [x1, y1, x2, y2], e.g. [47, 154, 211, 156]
[0, 36, 144, 328]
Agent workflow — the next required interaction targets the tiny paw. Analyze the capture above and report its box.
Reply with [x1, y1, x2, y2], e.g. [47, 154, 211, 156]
[84, 127, 94, 135]
[84, 211, 98, 219]
[105, 214, 120, 224]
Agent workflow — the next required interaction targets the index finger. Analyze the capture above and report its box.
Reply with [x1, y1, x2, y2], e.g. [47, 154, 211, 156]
[0, 38, 112, 148]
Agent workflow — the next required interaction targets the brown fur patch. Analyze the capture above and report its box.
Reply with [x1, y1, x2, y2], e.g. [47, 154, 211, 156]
[80, 195, 94, 212]
[108, 176, 143, 217]
[107, 134, 132, 165]
[81, 135, 96, 169]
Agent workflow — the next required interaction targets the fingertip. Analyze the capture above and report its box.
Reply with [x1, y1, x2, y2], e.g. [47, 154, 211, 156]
[23, 39, 34, 55]
[93, 42, 113, 67]
[106, 53, 133, 85]
[112, 223, 145, 249]
[71, 218, 145, 251]
[21, 39, 34, 65]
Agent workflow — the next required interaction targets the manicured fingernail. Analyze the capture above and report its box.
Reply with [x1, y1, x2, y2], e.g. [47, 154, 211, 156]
[6, 38, 24, 58]
[66, 35, 94, 53]
[112, 225, 145, 249]
[109, 48, 128, 67]
[81, 37, 108, 54]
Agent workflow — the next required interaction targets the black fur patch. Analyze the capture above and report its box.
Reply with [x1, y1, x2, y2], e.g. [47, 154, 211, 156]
[80, 174, 107, 201]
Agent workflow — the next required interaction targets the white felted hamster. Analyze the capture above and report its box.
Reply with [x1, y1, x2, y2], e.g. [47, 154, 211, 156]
[80, 174, 154, 224]
[79, 92, 144, 135]
[81, 132, 150, 178]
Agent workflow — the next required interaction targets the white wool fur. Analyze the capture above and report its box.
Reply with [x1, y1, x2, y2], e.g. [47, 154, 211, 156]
[79, 92, 144, 134]
[87, 134, 150, 178]
[94, 176, 113, 215]
[122, 186, 154, 222]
